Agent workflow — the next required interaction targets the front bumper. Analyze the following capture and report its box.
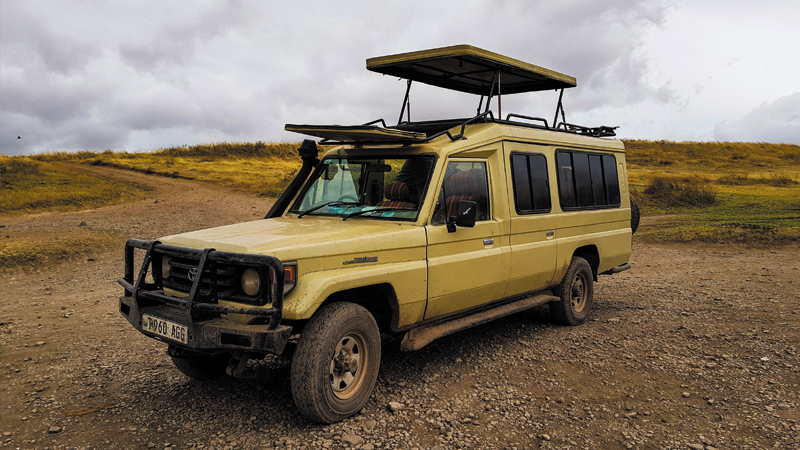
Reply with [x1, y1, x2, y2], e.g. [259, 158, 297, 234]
[118, 239, 291, 355]
[118, 298, 292, 354]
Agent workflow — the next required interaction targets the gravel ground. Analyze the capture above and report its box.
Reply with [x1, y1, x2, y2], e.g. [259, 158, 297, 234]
[1, 166, 798, 450]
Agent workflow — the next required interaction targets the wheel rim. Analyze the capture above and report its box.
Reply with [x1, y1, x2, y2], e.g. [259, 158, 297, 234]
[570, 272, 587, 313]
[329, 331, 369, 400]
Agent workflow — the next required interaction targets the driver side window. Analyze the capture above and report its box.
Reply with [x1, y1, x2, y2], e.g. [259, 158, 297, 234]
[432, 161, 490, 224]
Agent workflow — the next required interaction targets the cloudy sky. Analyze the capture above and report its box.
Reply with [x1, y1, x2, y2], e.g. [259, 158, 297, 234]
[2, 0, 799, 156]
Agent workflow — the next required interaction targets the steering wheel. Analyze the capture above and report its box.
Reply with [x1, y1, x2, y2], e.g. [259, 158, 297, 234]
[337, 195, 359, 203]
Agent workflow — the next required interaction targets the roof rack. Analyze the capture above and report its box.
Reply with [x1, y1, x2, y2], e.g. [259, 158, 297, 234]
[285, 111, 616, 146]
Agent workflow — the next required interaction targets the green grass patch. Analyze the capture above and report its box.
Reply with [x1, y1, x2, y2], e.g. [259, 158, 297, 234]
[625, 140, 800, 246]
[634, 184, 800, 245]
[0, 228, 127, 269]
[1, 156, 148, 215]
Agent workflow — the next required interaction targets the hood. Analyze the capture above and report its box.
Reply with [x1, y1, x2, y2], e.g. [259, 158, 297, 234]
[159, 216, 427, 263]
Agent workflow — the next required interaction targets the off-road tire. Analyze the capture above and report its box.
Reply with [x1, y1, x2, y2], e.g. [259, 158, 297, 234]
[630, 195, 641, 234]
[291, 303, 381, 423]
[550, 256, 594, 326]
[171, 353, 231, 380]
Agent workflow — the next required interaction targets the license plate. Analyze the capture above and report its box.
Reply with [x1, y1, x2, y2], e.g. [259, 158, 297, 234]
[142, 314, 188, 344]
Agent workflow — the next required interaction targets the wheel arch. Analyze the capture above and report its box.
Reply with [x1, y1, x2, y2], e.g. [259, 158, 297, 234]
[316, 283, 399, 333]
[572, 245, 600, 281]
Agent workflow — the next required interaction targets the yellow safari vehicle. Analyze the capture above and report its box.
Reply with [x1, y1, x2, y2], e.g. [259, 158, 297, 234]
[118, 45, 636, 423]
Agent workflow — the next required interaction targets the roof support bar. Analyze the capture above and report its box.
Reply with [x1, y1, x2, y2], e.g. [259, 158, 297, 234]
[483, 69, 499, 114]
[398, 79, 412, 125]
[553, 88, 566, 128]
[498, 70, 502, 119]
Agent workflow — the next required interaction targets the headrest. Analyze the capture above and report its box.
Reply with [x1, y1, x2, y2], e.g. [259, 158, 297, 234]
[384, 182, 411, 202]
[446, 169, 486, 197]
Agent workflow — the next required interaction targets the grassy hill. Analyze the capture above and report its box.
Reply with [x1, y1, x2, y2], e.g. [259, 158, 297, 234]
[3, 139, 799, 246]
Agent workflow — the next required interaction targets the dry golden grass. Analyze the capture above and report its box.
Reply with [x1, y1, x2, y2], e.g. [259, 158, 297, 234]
[624, 140, 800, 186]
[31, 142, 303, 197]
[1, 155, 149, 215]
[0, 228, 125, 268]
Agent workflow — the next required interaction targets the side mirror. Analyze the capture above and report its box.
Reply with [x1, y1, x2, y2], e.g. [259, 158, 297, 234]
[447, 200, 477, 232]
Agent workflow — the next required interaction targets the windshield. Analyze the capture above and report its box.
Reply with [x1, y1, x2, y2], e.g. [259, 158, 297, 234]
[290, 156, 435, 220]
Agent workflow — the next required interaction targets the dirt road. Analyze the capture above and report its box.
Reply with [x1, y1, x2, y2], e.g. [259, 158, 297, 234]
[1, 167, 798, 450]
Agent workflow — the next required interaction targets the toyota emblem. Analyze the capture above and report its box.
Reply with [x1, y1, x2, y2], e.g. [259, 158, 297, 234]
[188, 267, 198, 281]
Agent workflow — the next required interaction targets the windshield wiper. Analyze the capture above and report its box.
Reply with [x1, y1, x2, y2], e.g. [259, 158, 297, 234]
[297, 201, 360, 218]
[342, 207, 416, 221]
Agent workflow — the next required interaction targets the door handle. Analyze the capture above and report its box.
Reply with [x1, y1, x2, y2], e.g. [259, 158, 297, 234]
[483, 238, 494, 245]
[546, 231, 555, 236]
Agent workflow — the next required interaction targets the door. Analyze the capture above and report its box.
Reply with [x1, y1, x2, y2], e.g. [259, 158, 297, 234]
[503, 144, 558, 297]
[424, 159, 507, 319]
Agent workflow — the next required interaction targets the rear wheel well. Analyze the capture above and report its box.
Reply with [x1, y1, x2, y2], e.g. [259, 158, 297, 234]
[572, 245, 600, 281]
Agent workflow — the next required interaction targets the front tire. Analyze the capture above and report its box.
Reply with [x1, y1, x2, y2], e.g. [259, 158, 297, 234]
[291, 303, 381, 423]
[550, 256, 594, 326]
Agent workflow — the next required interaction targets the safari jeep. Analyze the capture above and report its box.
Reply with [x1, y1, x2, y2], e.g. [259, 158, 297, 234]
[118, 45, 636, 423]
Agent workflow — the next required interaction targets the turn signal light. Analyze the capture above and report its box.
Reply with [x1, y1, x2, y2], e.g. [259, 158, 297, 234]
[283, 262, 298, 295]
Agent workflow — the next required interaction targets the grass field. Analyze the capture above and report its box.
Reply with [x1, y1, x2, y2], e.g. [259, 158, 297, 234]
[1, 155, 150, 215]
[3, 140, 800, 253]
[28, 142, 303, 198]
[625, 140, 800, 245]
[0, 228, 126, 269]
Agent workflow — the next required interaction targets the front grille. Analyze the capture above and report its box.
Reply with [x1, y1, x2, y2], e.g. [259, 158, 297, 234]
[159, 253, 265, 305]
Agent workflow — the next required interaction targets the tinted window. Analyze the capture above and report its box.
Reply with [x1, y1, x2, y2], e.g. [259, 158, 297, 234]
[589, 155, 607, 205]
[572, 152, 593, 207]
[557, 150, 620, 210]
[557, 152, 576, 208]
[510, 153, 550, 214]
[511, 154, 532, 211]
[603, 155, 620, 205]
[529, 155, 550, 211]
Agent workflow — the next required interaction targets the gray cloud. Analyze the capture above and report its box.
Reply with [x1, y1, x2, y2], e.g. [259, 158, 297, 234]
[2, 0, 780, 156]
[714, 93, 800, 144]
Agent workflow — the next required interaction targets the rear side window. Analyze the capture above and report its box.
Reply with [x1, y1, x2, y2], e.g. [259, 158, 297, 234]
[557, 150, 620, 210]
[510, 153, 551, 214]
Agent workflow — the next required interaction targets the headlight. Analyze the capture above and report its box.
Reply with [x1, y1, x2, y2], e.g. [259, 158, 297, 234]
[161, 256, 171, 279]
[241, 268, 261, 296]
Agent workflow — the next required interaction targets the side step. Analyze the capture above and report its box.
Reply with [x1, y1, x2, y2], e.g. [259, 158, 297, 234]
[400, 292, 559, 352]
[601, 263, 631, 275]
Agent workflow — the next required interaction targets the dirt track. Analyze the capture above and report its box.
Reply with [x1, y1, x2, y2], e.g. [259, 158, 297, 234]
[1, 166, 798, 450]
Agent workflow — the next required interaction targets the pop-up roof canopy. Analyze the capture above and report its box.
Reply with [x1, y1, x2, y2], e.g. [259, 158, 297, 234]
[366, 44, 576, 96]
[285, 45, 615, 145]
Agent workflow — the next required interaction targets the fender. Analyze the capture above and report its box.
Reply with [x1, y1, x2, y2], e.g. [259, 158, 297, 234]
[283, 259, 428, 329]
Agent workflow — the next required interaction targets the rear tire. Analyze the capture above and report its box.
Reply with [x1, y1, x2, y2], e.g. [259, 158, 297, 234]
[171, 353, 231, 380]
[550, 256, 594, 326]
[630, 195, 641, 234]
[291, 303, 381, 423]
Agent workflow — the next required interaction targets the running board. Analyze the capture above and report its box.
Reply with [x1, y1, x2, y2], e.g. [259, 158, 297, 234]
[601, 263, 631, 275]
[400, 292, 559, 352]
